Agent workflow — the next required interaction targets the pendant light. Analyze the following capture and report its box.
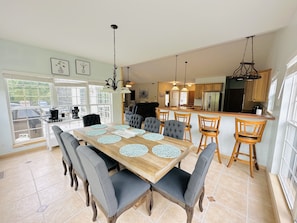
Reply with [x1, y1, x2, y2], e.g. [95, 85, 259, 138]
[228, 35, 261, 81]
[125, 66, 133, 88]
[181, 61, 189, 92]
[102, 24, 131, 93]
[172, 55, 179, 91]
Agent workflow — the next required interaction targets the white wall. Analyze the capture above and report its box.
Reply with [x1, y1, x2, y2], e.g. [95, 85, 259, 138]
[0, 39, 122, 155]
[264, 10, 297, 173]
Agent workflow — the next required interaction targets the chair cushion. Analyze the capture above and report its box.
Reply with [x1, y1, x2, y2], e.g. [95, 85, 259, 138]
[152, 167, 190, 203]
[111, 169, 150, 213]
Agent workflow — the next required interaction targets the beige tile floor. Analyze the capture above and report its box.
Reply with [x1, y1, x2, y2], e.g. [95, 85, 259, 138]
[0, 146, 275, 223]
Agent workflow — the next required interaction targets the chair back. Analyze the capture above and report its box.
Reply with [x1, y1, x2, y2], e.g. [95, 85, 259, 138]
[235, 118, 267, 143]
[60, 132, 86, 180]
[77, 145, 118, 217]
[144, 117, 161, 133]
[184, 142, 216, 207]
[198, 115, 221, 133]
[174, 112, 191, 127]
[52, 125, 71, 165]
[163, 120, 185, 140]
[83, 114, 101, 127]
[129, 114, 144, 129]
[157, 110, 169, 123]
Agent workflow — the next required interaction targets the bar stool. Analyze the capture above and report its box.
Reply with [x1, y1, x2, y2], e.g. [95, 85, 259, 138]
[197, 115, 222, 163]
[174, 112, 192, 142]
[227, 118, 267, 177]
[157, 110, 169, 134]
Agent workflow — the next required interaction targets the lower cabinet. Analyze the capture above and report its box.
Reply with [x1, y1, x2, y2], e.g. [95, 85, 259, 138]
[43, 119, 83, 150]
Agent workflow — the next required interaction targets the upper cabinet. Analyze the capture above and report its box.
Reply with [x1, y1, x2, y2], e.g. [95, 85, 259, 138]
[195, 83, 223, 99]
[245, 69, 271, 102]
[195, 84, 204, 99]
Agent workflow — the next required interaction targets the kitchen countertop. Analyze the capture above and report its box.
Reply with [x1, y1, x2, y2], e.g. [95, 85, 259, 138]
[156, 106, 275, 120]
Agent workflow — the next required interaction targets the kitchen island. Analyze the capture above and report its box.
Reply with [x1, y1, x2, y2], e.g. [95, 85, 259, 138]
[156, 107, 275, 168]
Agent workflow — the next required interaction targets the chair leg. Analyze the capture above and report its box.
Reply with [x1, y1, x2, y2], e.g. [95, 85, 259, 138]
[146, 190, 152, 216]
[62, 159, 67, 175]
[249, 145, 254, 178]
[253, 144, 259, 170]
[83, 180, 90, 206]
[68, 165, 74, 187]
[198, 186, 205, 212]
[215, 136, 222, 164]
[73, 171, 78, 191]
[227, 141, 239, 167]
[185, 205, 194, 223]
[91, 198, 97, 222]
[197, 135, 204, 154]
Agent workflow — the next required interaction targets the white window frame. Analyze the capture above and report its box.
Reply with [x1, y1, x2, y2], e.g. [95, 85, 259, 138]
[278, 55, 297, 221]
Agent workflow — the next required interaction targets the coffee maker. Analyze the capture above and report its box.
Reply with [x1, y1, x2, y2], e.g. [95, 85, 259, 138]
[72, 106, 79, 119]
[49, 109, 59, 120]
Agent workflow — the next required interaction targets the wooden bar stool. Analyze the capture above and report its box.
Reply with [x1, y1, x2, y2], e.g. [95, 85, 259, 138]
[227, 118, 267, 177]
[156, 110, 169, 134]
[197, 115, 222, 163]
[174, 112, 192, 142]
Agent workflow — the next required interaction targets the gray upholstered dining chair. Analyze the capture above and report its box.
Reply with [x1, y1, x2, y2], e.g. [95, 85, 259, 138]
[77, 145, 152, 223]
[52, 125, 73, 187]
[129, 114, 144, 129]
[83, 113, 101, 127]
[143, 117, 161, 133]
[163, 120, 185, 140]
[151, 142, 216, 223]
[60, 132, 119, 206]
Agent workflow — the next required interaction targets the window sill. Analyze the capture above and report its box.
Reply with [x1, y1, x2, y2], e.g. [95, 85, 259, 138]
[267, 173, 293, 223]
[13, 138, 46, 148]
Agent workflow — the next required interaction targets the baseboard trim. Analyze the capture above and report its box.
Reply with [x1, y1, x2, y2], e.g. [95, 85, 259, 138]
[266, 172, 293, 223]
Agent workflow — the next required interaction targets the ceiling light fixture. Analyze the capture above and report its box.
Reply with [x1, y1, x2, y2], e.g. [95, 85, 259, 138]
[172, 55, 179, 91]
[228, 35, 261, 81]
[181, 61, 189, 92]
[125, 66, 133, 88]
[103, 24, 131, 93]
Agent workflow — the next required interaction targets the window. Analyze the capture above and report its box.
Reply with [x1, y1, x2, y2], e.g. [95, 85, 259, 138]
[56, 86, 87, 118]
[6, 79, 51, 143]
[5, 76, 114, 145]
[179, 91, 188, 105]
[267, 79, 277, 113]
[279, 56, 297, 221]
[89, 85, 112, 123]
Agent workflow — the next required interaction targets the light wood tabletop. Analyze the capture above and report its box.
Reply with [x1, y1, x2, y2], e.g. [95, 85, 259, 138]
[73, 124, 194, 183]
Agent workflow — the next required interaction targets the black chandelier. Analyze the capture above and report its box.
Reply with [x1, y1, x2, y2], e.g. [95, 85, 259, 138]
[228, 35, 261, 81]
[103, 24, 131, 93]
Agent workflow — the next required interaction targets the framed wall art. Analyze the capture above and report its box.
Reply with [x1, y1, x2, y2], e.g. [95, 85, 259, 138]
[50, 58, 70, 75]
[75, 59, 90, 75]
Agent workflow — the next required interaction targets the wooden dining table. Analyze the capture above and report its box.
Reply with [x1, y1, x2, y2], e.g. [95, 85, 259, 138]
[73, 124, 194, 183]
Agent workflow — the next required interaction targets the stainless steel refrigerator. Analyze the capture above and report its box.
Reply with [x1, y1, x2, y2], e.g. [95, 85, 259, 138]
[202, 92, 222, 111]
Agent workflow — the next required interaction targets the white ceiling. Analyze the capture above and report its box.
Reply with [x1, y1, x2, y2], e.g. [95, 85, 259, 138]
[1, 0, 297, 84]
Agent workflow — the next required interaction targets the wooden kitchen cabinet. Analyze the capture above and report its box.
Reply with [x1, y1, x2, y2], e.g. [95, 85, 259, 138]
[245, 69, 271, 102]
[195, 84, 204, 99]
[195, 83, 223, 99]
[211, 83, 224, 92]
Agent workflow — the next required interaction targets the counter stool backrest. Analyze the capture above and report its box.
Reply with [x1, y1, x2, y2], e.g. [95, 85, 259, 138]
[198, 115, 221, 133]
[235, 118, 267, 143]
